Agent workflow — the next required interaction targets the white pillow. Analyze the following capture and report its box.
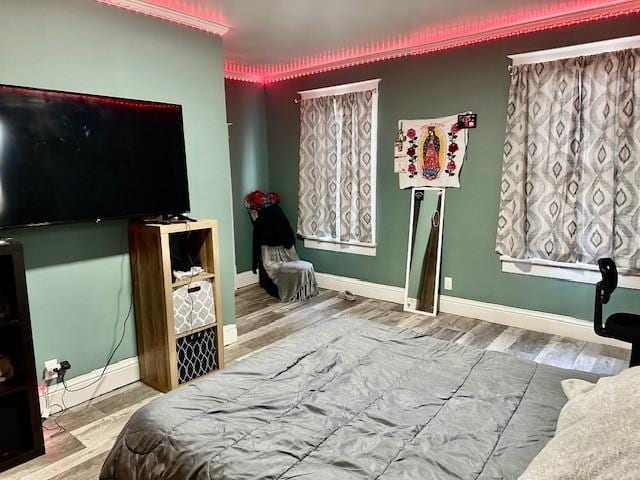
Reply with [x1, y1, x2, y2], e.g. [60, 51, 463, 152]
[519, 366, 640, 480]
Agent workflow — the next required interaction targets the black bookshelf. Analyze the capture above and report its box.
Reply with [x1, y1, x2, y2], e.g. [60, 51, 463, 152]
[0, 239, 44, 473]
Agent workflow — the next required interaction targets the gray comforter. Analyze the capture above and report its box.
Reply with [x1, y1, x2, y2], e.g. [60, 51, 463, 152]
[101, 318, 597, 480]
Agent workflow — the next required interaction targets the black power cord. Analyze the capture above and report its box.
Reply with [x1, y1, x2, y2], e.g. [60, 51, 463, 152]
[59, 224, 136, 404]
[61, 294, 134, 395]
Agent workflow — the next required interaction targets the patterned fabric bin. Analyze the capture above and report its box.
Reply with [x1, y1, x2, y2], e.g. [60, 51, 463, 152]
[173, 280, 216, 335]
[176, 327, 217, 384]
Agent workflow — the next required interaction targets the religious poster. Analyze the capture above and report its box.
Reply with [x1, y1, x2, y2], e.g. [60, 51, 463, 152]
[394, 113, 469, 189]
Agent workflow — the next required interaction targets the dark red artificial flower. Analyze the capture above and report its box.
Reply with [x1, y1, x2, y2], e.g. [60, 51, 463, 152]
[406, 128, 416, 139]
[244, 190, 280, 211]
[406, 147, 416, 157]
[448, 143, 459, 153]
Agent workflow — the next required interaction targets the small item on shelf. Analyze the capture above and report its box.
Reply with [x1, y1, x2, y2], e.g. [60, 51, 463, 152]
[0, 292, 12, 319]
[173, 266, 204, 280]
[140, 214, 195, 224]
[0, 354, 14, 383]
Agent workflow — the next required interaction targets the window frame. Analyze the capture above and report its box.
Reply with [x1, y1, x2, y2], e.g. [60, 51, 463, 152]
[298, 79, 380, 256]
[501, 35, 640, 286]
[501, 256, 640, 290]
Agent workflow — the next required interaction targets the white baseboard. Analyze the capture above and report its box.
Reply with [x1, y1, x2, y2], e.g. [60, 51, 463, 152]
[440, 295, 630, 350]
[236, 270, 259, 289]
[315, 272, 405, 304]
[235, 270, 405, 303]
[235, 269, 628, 350]
[223, 323, 238, 345]
[40, 356, 140, 415]
[40, 324, 239, 416]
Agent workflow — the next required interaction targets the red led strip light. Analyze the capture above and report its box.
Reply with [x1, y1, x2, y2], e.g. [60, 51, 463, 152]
[0, 84, 179, 109]
[224, 1, 640, 84]
[93, 1, 640, 84]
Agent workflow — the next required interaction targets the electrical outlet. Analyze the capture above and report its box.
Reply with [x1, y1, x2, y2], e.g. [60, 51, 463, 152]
[444, 277, 453, 291]
[43, 358, 59, 381]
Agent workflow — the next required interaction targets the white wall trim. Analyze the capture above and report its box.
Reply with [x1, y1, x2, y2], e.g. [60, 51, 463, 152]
[40, 356, 140, 415]
[315, 272, 405, 304]
[40, 325, 238, 415]
[298, 79, 380, 100]
[96, 0, 230, 36]
[235, 269, 403, 302]
[223, 323, 238, 345]
[234, 270, 629, 349]
[440, 295, 630, 350]
[303, 239, 377, 256]
[236, 270, 259, 289]
[501, 256, 640, 290]
[509, 34, 640, 65]
[313, 272, 632, 349]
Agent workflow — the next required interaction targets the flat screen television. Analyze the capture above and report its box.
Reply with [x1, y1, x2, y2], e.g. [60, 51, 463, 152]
[0, 84, 190, 229]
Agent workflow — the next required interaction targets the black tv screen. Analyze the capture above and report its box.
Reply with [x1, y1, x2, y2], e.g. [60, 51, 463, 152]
[0, 84, 190, 229]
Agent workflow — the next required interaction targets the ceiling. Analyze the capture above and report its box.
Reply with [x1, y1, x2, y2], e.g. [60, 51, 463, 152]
[104, 0, 640, 82]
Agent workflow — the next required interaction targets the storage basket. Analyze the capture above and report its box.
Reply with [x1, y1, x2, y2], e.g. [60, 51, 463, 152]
[173, 280, 215, 335]
[176, 326, 217, 384]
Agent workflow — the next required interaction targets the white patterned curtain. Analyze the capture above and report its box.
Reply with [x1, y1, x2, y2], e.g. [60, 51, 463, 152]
[298, 89, 375, 244]
[496, 48, 640, 269]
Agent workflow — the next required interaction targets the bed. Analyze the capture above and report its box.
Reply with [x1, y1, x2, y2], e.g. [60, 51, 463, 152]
[100, 318, 597, 479]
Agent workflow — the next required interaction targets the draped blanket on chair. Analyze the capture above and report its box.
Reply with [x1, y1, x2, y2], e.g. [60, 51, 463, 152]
[496, 48, 640, 269]
[250, 202, 318, 303]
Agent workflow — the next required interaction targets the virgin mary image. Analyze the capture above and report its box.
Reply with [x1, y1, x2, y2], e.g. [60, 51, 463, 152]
[421, 127, 440, 180]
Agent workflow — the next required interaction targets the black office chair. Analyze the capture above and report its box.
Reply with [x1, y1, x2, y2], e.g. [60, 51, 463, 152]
[594, 258, 640, 367]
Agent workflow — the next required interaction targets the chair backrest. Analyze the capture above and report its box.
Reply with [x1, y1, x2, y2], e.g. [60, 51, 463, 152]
[597, 258, 618, 304]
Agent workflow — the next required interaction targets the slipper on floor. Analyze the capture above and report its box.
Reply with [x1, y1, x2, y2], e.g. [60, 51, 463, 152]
[338, 290, 357, 302]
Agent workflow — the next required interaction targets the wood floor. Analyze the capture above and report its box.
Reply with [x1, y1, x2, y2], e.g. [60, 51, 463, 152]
[2, 285, 629, 479]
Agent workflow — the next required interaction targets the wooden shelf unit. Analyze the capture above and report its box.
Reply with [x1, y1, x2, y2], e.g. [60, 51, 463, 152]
[129, 219, 224, 393]
[0, 240, 45, 473]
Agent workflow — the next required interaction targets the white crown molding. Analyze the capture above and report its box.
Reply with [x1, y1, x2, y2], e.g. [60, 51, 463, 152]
[224, 0, 640, 83]
[96, 0, 229, 36]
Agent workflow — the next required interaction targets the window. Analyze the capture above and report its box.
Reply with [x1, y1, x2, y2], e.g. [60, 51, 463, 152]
[297, 79, 379, 256]
[496, 36, 640, 287]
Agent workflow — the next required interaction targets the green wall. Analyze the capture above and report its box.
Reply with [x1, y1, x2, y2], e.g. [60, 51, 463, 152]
[225, 80, 269, 273]
[264, 15, 640, 322]
[0, 0, 235, 380]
